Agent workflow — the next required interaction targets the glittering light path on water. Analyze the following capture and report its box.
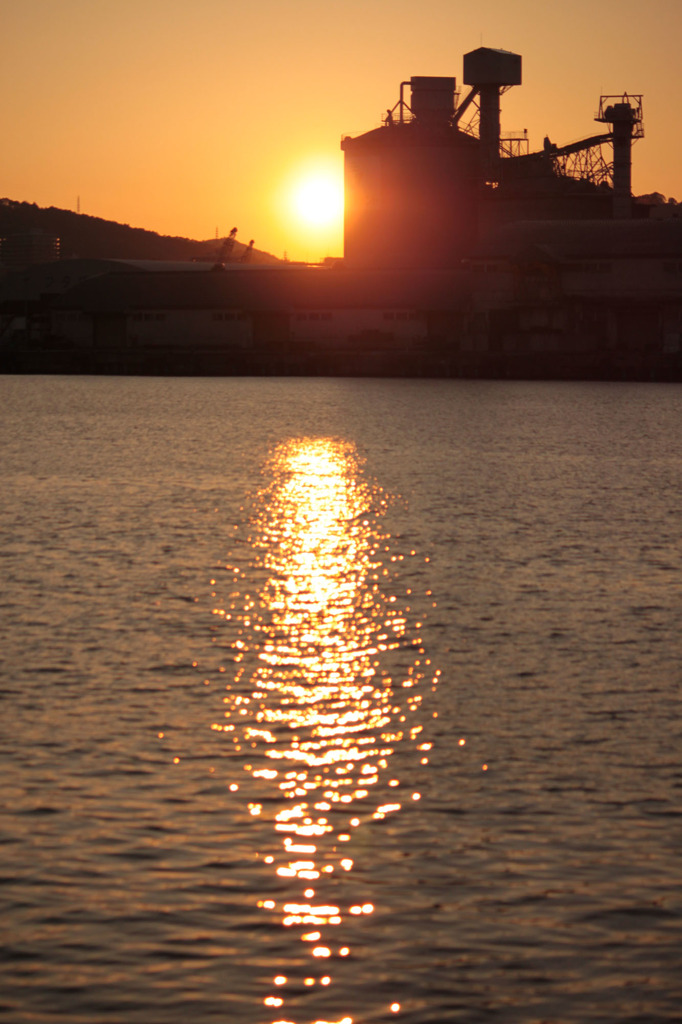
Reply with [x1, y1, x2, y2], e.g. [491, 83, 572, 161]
[210, 439, 439, 1024]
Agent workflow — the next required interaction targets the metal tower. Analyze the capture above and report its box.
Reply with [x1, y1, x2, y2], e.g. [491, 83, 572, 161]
[596, 95, 644, 218]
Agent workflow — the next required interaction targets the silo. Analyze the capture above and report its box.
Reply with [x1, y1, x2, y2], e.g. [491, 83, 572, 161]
[341, 75, 479, 269]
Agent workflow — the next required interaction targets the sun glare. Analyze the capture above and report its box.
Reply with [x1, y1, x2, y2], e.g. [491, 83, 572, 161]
[291, 172, 343, 228]
[276, 160, 344, 259]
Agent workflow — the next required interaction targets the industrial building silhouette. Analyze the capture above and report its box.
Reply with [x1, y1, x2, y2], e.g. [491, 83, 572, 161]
[2, 47, 682, 379]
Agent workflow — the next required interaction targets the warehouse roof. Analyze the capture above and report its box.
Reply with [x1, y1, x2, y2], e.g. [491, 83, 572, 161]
[54, 266, 469, 313]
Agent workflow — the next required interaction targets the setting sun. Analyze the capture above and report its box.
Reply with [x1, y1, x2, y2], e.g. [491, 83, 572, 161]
[292, 173, 344, 227]
[276, 160, 344, 259]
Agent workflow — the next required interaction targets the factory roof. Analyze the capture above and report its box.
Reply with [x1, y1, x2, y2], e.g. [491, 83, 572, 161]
[342, 122, 479, 148]
[54, 266, 469, 313]
[0, 256, 220, 303]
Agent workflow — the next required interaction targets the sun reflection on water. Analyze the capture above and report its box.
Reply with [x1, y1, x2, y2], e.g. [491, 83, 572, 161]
[211, 438, 439, 1023]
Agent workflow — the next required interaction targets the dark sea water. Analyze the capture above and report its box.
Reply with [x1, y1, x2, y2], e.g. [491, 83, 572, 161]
[1, 375, 681, 1024]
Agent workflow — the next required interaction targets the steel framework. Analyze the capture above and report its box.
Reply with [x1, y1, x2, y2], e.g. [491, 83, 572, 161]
[500, 130, 530, 158]
[550, 135, 614, 187]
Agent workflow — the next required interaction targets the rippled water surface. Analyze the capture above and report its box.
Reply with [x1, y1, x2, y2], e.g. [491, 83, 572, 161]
[1, 375, 681, 1024]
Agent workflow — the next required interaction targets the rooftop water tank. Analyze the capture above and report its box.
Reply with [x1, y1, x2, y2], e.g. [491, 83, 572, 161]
[463, 47, 522, 87]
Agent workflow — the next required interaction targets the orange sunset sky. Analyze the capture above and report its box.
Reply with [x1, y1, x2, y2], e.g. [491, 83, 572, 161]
[3, 0, 682, 262]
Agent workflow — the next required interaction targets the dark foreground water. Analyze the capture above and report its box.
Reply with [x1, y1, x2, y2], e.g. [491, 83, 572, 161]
[1, 376, 681, 1024]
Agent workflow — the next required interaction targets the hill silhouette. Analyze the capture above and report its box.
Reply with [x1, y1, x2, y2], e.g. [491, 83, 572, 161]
[0, 199, 279, 264]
